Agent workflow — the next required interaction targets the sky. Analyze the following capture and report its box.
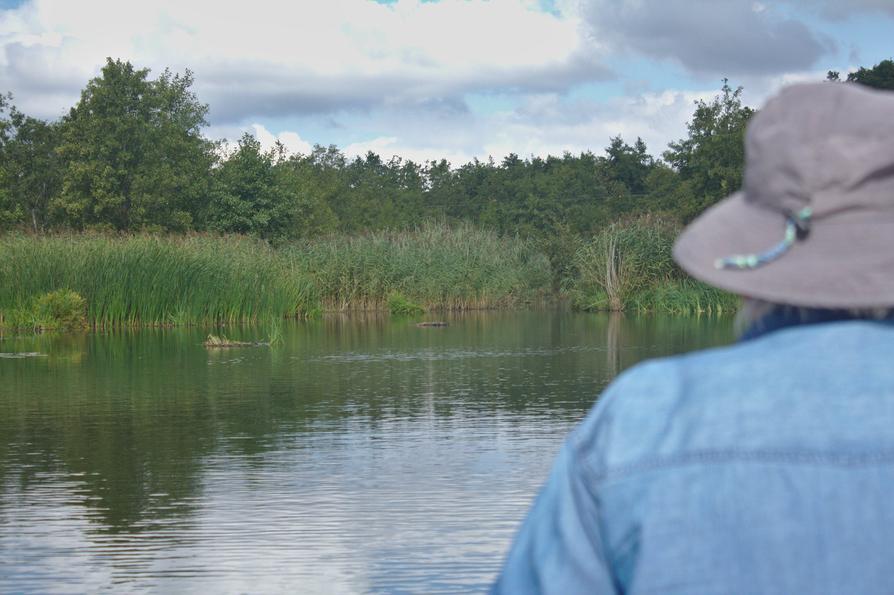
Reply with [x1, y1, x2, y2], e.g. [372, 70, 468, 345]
[0, 0, 891, 165]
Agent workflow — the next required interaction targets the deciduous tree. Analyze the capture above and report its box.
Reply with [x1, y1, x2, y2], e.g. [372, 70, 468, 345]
[55, 58, 213, 231]
[663, 80, 754, 221]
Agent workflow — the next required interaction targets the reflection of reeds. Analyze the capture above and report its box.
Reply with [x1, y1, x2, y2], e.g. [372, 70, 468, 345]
[266, 317, 284, 346]
[570, 216, 737, 315]
[604, 234, 621, 311]
[605, 312, 620, 378]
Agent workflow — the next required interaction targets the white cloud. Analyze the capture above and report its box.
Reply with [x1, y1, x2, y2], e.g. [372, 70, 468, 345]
[344, 136, 400, 158]
[0, 0, 863, 167]
[0, 0, 609, 122]
[251, 124, 313, 156]
[328, 87, 732, 165]
[480, 89, 720, 160]
[207, 123, 315, 158]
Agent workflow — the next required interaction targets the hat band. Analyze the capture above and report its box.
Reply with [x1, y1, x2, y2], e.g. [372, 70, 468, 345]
[714, 207, 813, 270]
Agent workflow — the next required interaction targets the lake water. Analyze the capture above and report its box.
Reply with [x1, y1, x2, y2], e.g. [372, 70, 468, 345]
[0, 311, 733, 593]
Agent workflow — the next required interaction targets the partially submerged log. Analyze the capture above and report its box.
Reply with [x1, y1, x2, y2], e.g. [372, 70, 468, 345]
[0, 352, 46, 359]
[416, 321, 448, 328]
[204, 334, 260, 348]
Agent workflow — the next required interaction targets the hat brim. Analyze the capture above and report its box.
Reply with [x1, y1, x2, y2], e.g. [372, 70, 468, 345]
[673, 192, 894, 308]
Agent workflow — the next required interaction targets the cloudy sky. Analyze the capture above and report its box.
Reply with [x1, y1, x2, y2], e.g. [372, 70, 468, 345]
[0, 0, 891, 164]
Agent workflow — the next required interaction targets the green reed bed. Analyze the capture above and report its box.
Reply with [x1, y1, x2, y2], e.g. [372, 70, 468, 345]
[0, 224, 551, 331]
[0, 220, 726, 332]
[285, 222, 552, 312]
[569, 216, 737, 315]
[0, 234, 317, 329]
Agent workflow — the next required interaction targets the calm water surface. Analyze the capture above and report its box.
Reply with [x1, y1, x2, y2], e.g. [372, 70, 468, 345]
[0, 311, 733, 593]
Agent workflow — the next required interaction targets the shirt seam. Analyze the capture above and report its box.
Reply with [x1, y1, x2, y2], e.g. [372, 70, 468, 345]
[581, 448, 894, 485]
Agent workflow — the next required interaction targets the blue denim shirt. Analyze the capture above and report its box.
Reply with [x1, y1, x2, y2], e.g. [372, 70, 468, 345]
[493, 319, 894, 594]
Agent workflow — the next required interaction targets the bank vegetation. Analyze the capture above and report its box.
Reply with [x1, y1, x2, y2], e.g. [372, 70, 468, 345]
[1, 59, 888, 330]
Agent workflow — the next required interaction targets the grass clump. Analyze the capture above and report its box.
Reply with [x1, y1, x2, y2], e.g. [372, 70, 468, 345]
[34, 289, 88, 330]
[387, 292, 425, 316]
[568, 216, 736, 315]
[1, 289, 87, 332]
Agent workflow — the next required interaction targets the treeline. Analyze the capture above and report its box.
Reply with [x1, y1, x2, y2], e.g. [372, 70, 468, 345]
[0, 58, 746, 241]
[2, 58, 891, 244]
[3, 58, 892, 243]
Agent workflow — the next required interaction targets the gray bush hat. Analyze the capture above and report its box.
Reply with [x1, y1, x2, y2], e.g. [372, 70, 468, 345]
[673, 82, 894, 308]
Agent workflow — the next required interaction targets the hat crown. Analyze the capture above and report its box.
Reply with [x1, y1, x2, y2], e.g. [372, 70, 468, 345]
[744, 82, 894, 218]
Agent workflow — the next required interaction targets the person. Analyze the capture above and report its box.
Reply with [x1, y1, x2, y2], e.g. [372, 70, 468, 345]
[492, 81, 894, 594]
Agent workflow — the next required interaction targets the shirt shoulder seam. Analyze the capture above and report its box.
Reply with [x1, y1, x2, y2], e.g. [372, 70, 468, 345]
[584, 449, 894, 485]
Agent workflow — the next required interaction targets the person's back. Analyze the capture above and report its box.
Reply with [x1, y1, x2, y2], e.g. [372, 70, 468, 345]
[493, 82, 894, 594]
[496, 320, 894, 594]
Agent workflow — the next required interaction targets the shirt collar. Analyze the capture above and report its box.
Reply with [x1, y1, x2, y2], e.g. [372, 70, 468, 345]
[739, 307, 894, 342]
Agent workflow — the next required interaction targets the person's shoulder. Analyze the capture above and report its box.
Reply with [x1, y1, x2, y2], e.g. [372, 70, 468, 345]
[589, 318, 894, 417]
[576, 334, 758, 433]
[568, 342, 735, 481]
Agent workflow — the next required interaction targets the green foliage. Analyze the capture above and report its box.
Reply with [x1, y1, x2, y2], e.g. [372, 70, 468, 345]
[605, 136, 653, 195]
[286, 222, 552, 311]
[0, 225, 552, 333]
[54, 59, 214, 231]
[0, 233, 319, 328]
[570, 216, 678, 311]
[0, 95, 63, 231]
[663, 80, 754, 221]
[387, 292, 425, 316]
[266, 317, 284, 346]
[1, 61, 759, 254]
[207, 134, 296, 240]
[276, 151, 339, 239]
[34, 289, 88, 330]
[628, 279, 738, 316]
[4, 110, 62, 231]
[2, 61, 833, 322]
[569, 216, 735, 315]
[1, 289, 87, 331]
[0, 93, 21, 228]
[846, 59, 894, 90]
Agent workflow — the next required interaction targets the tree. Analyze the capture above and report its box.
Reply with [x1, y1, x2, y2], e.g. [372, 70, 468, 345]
[277, 152, 339, 239]
[604, 136, 654, 196]
[4, 109, 62, 231]
[55, 58, 214, 231]
[0, 93, 21, 227]
[663, 80, 754, 221]
[207, 134, 298, 240]
[846, 59, 894, 90]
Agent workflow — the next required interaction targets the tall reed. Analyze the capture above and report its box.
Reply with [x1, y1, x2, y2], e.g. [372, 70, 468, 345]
[0, 233, 317, 328]
[569, 216, 736, 315]
[285, 222, 552, 311]
[0, 224, 553, 330]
